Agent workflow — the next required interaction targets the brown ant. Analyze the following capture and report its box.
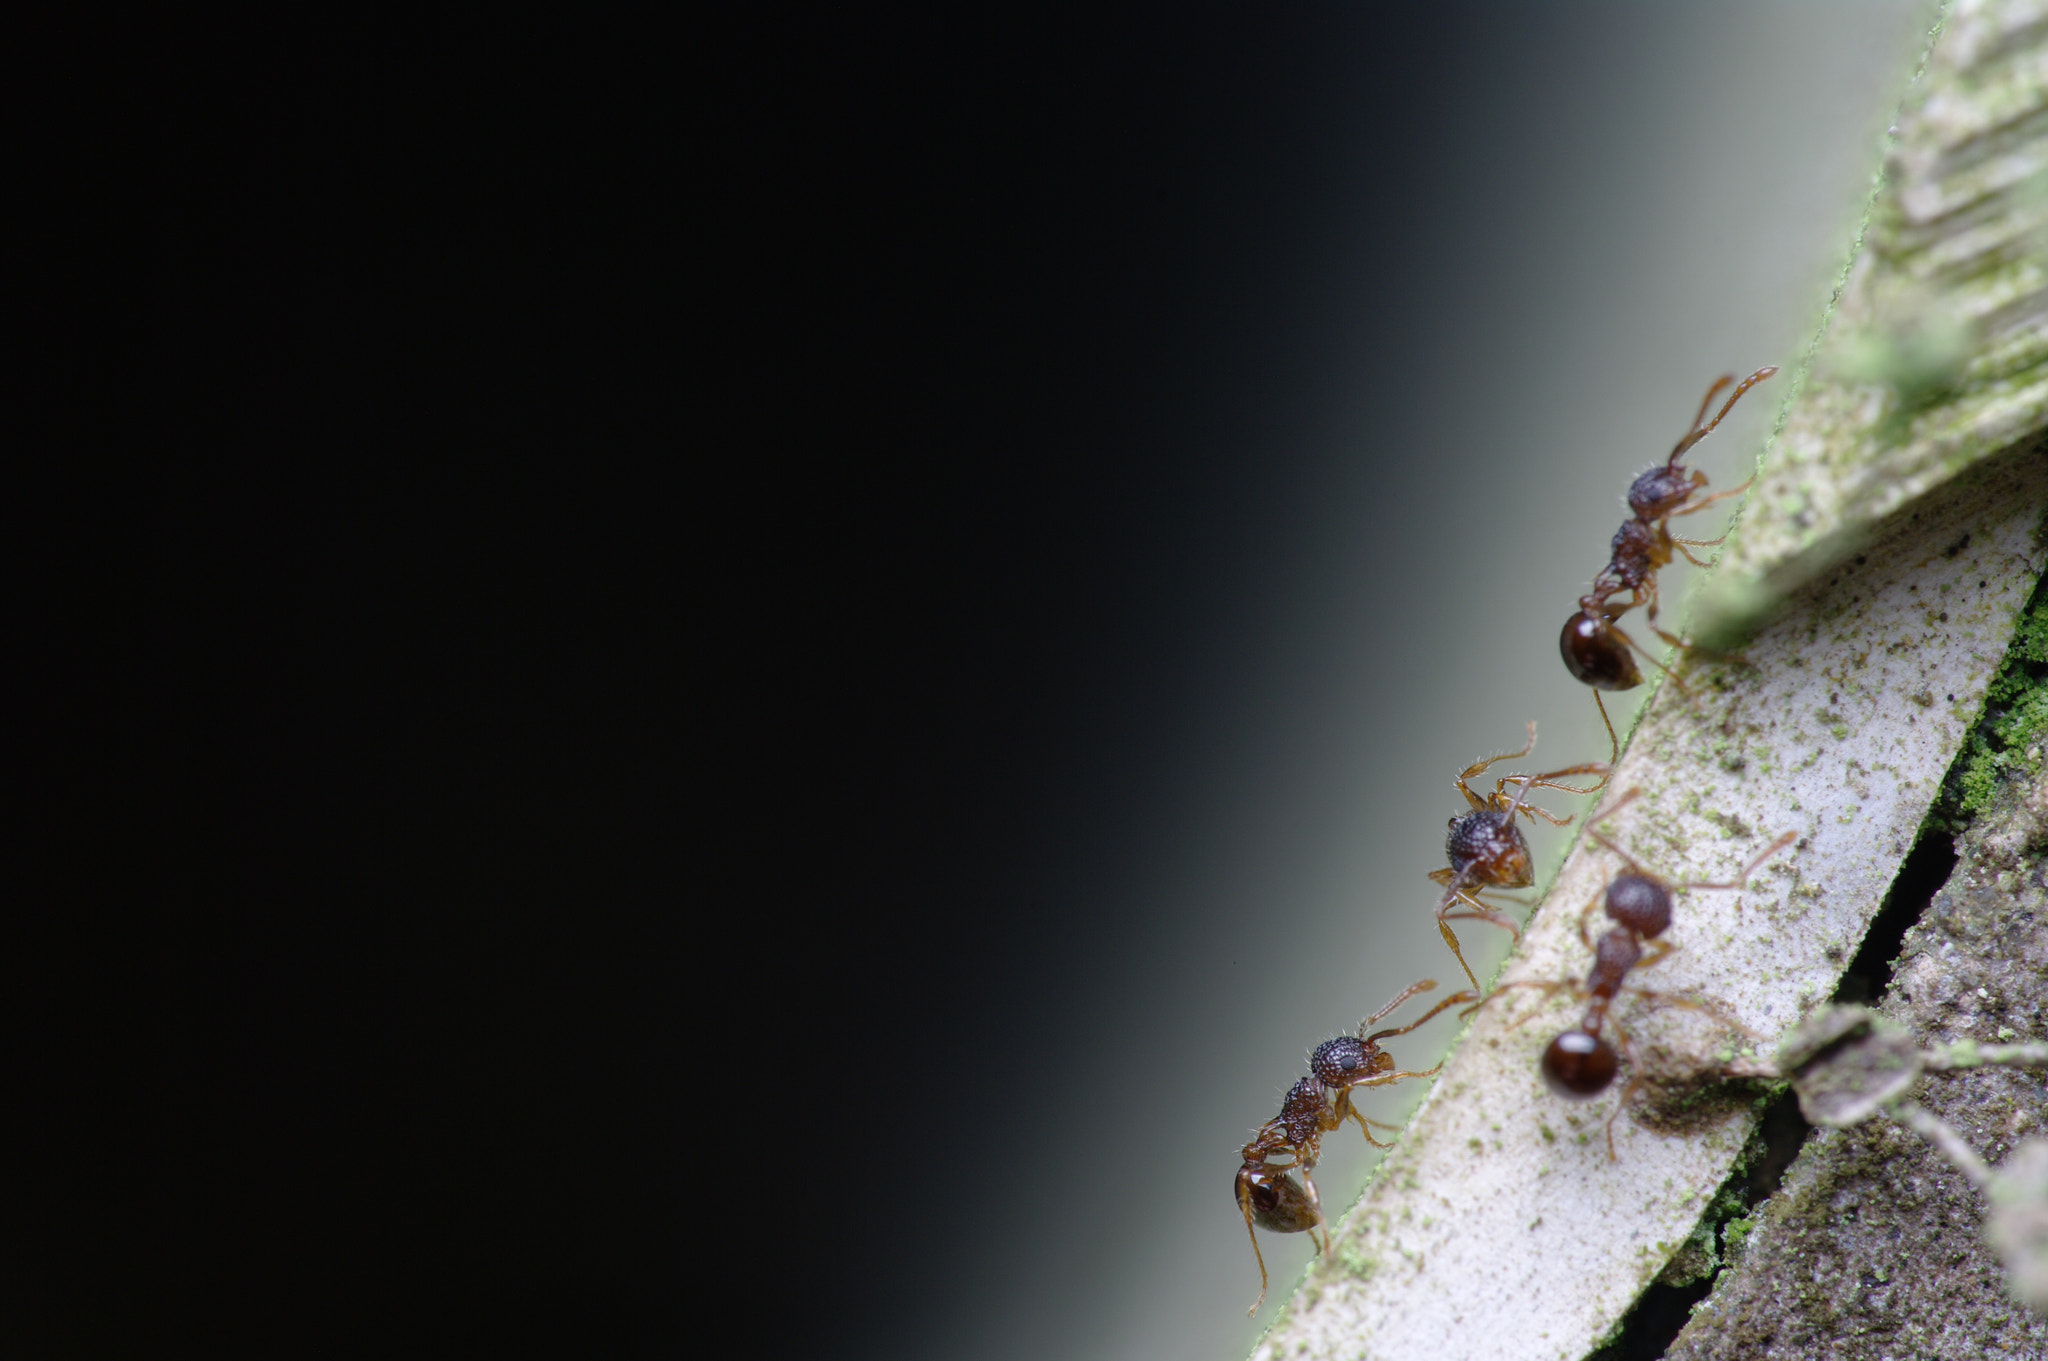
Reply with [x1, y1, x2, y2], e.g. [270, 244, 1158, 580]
[1235, 979, 1475, 1313]
[1428, 723, 1608, 990]
[1473, 788, 1794, 1157]
[1560, 368, 1778, 752]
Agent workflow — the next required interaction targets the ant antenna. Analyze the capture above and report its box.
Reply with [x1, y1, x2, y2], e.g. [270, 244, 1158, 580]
[1668, 366, 1778, 464]
[1684, 374, 1736, 436]
[1358, 978, 1436, 1031]
[1362, 987, 1479, 1047]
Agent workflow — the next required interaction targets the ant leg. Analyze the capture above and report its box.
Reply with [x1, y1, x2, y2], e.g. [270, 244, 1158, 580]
[1436, 918, 1480, 992]
[1610, 620, 1692, 694]
[1495, 764, 1613, 824]
[1461, 977, 1578, 1021]
[1440, 908, 1520, 930]
[1682, 830, 1798, 892]
[1237, 1177, 1272, 1315]
[1647, 621, 1691, 651]
[1638, 574, 1664, 628]
[1440, 894, 1524, 941]
[1630, 938, 1676, 972]
[1583, 808, 1650, 874]
[1438, 876, 1527, 929]
[1362, 987, 1483, 1044]
[1625, 986, 1761, 1040]
[1591, 691, 1621, 770]
[1639, 579, 1731, 661]
[1300, 1170, 1329, 1257]
[1667, 478, 1754, 521]
[1585, 785, 1644, 830]
[1357, 1064, 1447, 1089]
[1635, 577, 1754, 670]
[1444, 887, 1536, 917]
[1602, 1018, 1641, 1161]
[1670, 513, 1744, 567]
[1576, 891, 1606, 953]
[1335, 1093, 1399, 1148]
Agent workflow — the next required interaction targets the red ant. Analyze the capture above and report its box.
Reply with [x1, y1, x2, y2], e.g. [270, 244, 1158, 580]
[1474, 788, 1794, 1158]
[1429, 723, 1608, 990]
[1235, 979, 1475, 1313]
[1560, 368, 1778, 753]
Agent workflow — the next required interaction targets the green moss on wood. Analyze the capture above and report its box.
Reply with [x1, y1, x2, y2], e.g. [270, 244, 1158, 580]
[1937, 535, 2048, 827]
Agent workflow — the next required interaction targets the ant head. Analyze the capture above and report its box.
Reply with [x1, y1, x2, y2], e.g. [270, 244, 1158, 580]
[1625, 465, 1699, 521]
[1277, 1077, 1328, 1148]
[1235, 1164, 1320, 1234]
[1310, 1034, 1394, 1089]
[1560, 608, 1644, 690]
[1540, 1029, 1619, 1098]
[1605, 872, 1672, 937]
[1444, 808, 1532, 888]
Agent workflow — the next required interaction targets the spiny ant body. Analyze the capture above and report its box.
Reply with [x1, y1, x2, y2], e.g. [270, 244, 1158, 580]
[1560, 367, 1777, 752]
[1428, 723, 1607, 989]
[1235, 980, 1474, 1313]
[1476, 788, 1795, 1156]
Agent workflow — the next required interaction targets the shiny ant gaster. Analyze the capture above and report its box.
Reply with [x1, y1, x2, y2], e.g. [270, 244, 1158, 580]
[1430, 723, 1607, 990]
[1236, 979, 1475, 1313]
[1475, 789, 1794, 1157]
[1561, 368, 1777, 752]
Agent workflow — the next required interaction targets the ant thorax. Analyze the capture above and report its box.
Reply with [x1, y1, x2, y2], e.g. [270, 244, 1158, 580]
[1586, 926, 1644, 998]
[1275, 1077, 1328, 1150]
[1605, 518, 1666, 588]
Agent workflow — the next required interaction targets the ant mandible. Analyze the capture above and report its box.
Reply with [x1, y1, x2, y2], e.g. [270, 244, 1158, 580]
[1429, 722, 1608, 990]
[1236, 979, 1475, 1313]
[1475, 788, 1794, 1157]
[1561, 367, 1778, 753]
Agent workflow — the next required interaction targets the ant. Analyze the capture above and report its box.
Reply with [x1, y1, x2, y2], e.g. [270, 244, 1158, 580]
[1429, 723, 1608, 990]
[1235, 979, 1475, 1314]
[1560, 367, 1778, 753]
[1472, 788, 1795, 1158]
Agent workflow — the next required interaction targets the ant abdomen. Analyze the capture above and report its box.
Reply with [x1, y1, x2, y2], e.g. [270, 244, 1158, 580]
[1541, 1030, 1619, 1097]
[1236, 1165, 1320, 1235]
[1560, 608, 1644, 691]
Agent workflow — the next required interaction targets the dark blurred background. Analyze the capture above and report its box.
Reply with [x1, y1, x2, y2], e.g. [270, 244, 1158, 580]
[17, 3, 1928, 1356]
